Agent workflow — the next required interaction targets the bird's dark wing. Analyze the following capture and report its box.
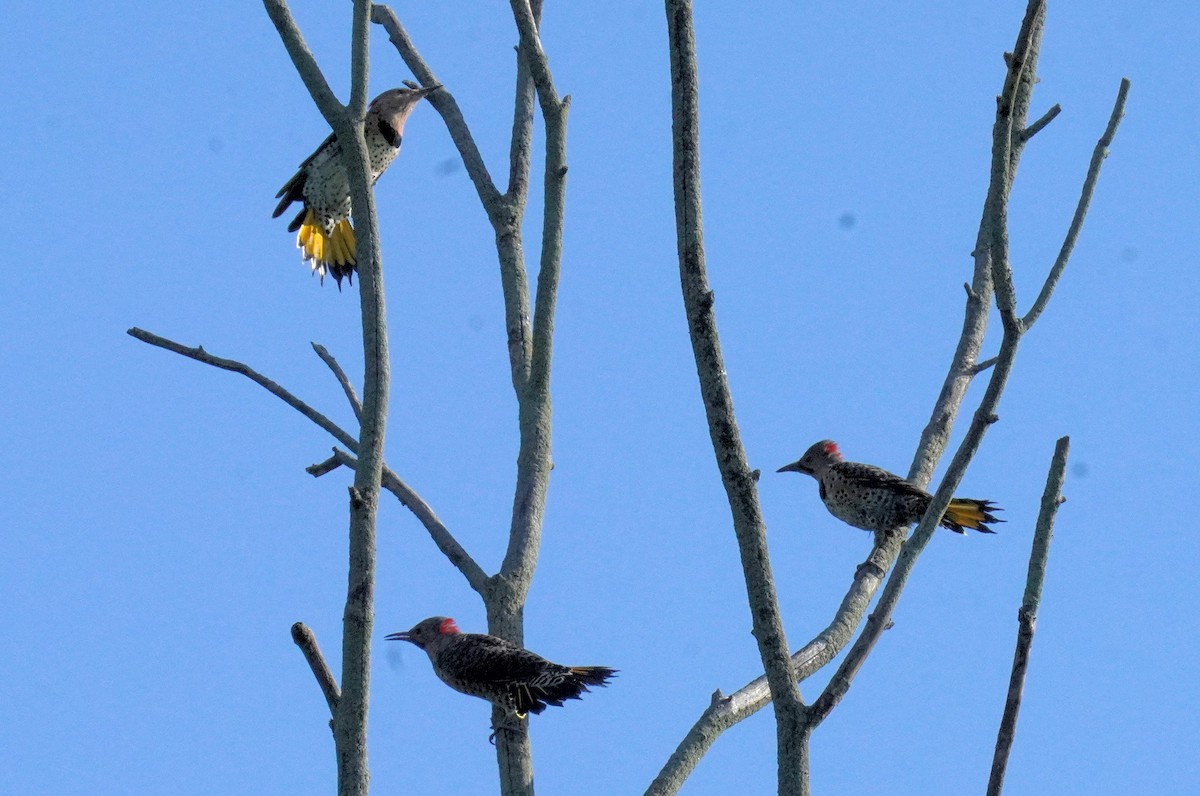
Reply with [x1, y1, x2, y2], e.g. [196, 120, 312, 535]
[272, 132, 338, 219]
[836, 462, 931, 500]
[440, 634, 551, 685]
[439, 635, 609, 716]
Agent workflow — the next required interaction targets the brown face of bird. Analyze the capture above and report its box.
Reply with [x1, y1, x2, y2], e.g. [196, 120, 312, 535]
[370, 85, 440, 134]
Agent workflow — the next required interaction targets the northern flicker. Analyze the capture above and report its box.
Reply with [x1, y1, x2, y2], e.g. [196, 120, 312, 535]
[387, 617, 617, 718]
[777, 440, 1002, 534]
[272, 84, 438, 286]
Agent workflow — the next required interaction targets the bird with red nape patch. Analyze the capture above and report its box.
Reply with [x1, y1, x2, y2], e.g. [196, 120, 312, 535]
[778, 440, 1002, 535]
[386, 616, 617, 719]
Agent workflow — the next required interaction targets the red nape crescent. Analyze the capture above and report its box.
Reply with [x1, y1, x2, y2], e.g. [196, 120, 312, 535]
[438, 618, 460, 635]
[823, 441, 841, 458]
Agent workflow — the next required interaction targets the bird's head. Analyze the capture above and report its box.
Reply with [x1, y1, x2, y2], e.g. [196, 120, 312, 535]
[386, 616, 459, 650]
[777, 439, 843, 479]
[370, 84, 440, 135]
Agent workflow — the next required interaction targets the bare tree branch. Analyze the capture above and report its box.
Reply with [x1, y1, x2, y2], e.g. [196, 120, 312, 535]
[504, 0, 542, 204]
[369, 5, 504, 211]
[909, 0, 1046, 486]
[663, 1, 808, 794]
[308, 453, 346, 478]
[262, 0, 345, 126]
[1019, 103, 1061, 143]
[292, 622, 341, 718]
[968, 356, 999, 376]
[313, 343, 364, 421]
[808, 3, 1050, 723]
[347, 0, 371, 116]
[646, 534, 903, 796]
[810, 319, 1018, 724]
[324, 449, 491, 595]
[987, 436, 1069, 796]
[499, 0, 568, 589]
[371, 6, 534, 393]
[1022, 79, 1130, 330]
[130, 327, 483, 595]
[128, 327, 360, 452]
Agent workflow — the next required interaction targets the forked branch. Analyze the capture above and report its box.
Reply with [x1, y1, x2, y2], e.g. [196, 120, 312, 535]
[128, 328, 486, 593]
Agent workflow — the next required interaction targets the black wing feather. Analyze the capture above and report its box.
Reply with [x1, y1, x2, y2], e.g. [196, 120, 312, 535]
[272, 132, 337, 218]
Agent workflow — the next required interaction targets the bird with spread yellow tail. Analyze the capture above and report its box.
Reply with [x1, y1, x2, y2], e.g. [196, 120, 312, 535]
[778, 440, 1002, 535]
[272, 84, 438, 287]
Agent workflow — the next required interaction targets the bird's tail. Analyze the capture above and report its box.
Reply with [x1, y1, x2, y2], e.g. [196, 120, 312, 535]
[296, 209, 357, 286]
[569, 666, 618, 688]
[942, 499, 1003, 534]
[512, 667, 618, 716]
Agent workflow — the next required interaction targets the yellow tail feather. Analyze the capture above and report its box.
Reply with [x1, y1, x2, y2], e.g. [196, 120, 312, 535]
[331, 220, 357, 265]
[943, 498, 1002, 533]
[945, 501, 985, 527]
[295, 210, 358, 282]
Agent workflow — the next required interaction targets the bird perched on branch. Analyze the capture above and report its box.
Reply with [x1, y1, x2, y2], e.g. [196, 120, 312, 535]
[387, 617, 617, 718]
[272, 83, 438, 287]
[778, 440, 1002, 535]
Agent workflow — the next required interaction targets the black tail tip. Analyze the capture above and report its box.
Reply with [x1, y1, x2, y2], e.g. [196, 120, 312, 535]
[573, 666, 618, 687]
[331, 266, 356, 290]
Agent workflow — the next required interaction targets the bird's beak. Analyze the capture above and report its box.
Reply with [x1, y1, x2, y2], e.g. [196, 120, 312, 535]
[385, 631, 411, 642]
[416, 84, 442, 98]
[777, 460, 809, 475]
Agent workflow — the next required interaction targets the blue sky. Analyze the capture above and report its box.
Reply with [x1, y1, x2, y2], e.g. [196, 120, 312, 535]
[4, 1, 1197, 793]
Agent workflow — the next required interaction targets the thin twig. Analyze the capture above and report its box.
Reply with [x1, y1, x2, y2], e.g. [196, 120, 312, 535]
[131, 328, 472, 578]
[347, 0, 370, 116]
[909, 0, 1044, 485]
[1019, 103, 1061, 142]
[969, 356, 999, 376]
[987, 436, 1068, 796]
[327, 449, 490, 595]
[504, 1, 541, 204]
[308, 453, 345, 478]
[262, 0, 345, 127]
[370, 4, 503, 211]
[292, 622, 341, 717]
[132, 326, 485, 595]
[664, 1, 807, 794]
[313, 343, 363, 421]
[371, 5, 533, 390]
[1022, 80, 1130, 330]
[128, 328, 359, 452]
